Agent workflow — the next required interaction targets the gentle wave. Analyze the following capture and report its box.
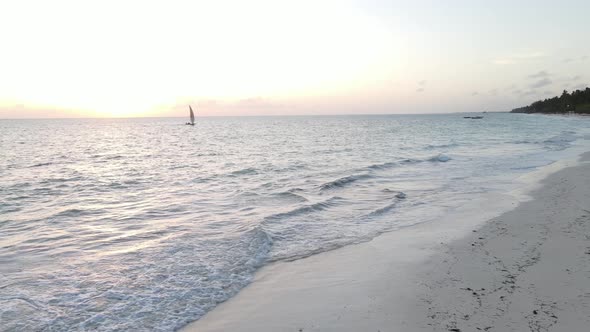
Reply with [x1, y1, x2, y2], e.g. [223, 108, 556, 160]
[271, 191, 308, 203]
[397, 154, 452, 165]
[29, 162, 54, 168]
[366, 192, 407, 217]
[264, 196, 343, 221]
[366, 161, 398, 170]
[230, 167, 258, 176]
[543, 131, 577, 150]
[425, 143, 458, 150]
[1, 114, 588, 331]
[365, 155, 451, 172]
[427, 153, 451, 162]
[319, 174, 373, 190]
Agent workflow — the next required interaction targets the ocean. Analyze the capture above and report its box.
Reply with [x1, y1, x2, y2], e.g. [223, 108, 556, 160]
[1, 113, 589, 331]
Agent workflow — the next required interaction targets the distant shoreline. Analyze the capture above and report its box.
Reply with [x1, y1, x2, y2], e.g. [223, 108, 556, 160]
[511, 87, 590, 114]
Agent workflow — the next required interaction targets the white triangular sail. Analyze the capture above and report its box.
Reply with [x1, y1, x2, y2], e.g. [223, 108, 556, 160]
[189, 106, 195, 125]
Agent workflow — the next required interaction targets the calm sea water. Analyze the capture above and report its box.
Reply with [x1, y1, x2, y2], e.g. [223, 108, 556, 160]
[1, 113, 589, 331]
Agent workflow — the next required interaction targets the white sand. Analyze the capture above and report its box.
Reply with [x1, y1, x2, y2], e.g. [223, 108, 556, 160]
[183, 153, 590, 332]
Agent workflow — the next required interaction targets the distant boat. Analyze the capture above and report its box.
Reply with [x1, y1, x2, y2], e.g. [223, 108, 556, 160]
[463, 116, 484, 119]
[186, 105, 195, 126]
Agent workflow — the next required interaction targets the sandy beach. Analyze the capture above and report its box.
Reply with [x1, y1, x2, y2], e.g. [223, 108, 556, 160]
[183, 152, 590, 332]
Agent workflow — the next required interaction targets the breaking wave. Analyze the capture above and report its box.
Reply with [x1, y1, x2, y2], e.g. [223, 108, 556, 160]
[543, 131, 577, 150]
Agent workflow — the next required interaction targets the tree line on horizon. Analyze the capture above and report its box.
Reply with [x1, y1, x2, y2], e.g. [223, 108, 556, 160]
[511, 87, 590, 114]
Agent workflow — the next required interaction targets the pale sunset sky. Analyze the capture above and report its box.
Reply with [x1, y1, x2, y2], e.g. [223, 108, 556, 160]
[1, 0, 589, 118]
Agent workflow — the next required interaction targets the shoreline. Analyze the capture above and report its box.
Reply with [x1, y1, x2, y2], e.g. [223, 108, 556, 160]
[182, 152, 590, 331]
[418, 151, 590, 331]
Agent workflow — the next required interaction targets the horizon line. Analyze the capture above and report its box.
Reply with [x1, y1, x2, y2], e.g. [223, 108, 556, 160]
[0, 110, 508, 120]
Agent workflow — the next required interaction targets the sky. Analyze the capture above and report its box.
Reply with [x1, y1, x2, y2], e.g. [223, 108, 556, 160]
[1, 0, 589, 118]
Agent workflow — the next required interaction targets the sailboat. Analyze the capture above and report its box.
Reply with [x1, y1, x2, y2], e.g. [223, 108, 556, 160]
[186, 105, 195, 126]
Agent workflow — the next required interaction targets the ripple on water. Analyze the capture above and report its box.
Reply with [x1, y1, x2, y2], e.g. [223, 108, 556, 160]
[1, 115, 588, 331]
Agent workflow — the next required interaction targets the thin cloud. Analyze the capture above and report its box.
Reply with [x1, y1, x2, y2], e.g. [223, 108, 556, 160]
[528, 71, 550, 79]
[415, 80, 426, 93]
[493, 58, 516, 65]
[562, 56, 588, 63]
[173, 97, 287, 116]
[529, 78, 552, 89]
[471, 91, 479, 96]
[493, 51, 545, 65]
[518, 90, 537, 98]
[514, 52, 545, 59]
[488, 88, 498, 96]
[236, 97, 278, 108]
[504, 84, 518, 91]
[555, 75, 582, 84]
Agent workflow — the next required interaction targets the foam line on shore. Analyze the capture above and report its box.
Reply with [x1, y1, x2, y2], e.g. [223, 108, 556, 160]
[182, 152, 590, 331]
